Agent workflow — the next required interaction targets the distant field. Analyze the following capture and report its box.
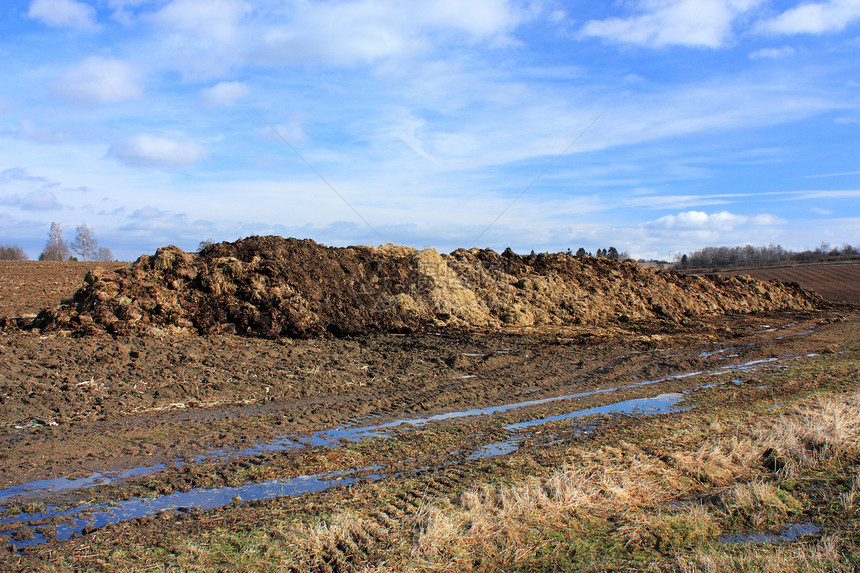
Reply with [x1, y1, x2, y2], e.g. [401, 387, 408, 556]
[0, 260, 127, 318]
[696, 263, 860, 303]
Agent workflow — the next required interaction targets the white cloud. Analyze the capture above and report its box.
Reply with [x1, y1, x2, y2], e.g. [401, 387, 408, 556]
[28, 0, 97, 29]
[811, 207, 834, 214]
[648, 209, 785, 230]
[108, 134, 209, 167]
[759, 0, 860, 35]
[748, 45, 796, 58]
[53, 56, 142, 105]
[201, 81, 250, 107]
[638, 209, 789, 253]
[580, 0, 762, 48]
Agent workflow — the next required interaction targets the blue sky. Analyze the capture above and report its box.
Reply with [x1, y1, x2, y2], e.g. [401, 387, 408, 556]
[1, 0, 859, 261]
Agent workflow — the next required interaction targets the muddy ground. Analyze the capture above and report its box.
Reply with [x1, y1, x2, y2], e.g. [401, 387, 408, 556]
[0, 242, 858, 571]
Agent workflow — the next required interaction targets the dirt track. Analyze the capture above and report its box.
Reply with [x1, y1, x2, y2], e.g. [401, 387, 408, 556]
[1, 239, 857, 571]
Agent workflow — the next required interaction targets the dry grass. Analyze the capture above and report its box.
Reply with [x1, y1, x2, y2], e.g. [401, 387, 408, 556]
[409, 443, 695, 570]
[758, 392, 860, 473]
[404, 391, 860, 571]
[717, 481, 802, 529]
[838, 471, 860, 512]
[677, 535, 852, 573]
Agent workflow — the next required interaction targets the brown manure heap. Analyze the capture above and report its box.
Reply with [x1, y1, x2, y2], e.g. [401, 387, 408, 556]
[28, 236, 823, 338]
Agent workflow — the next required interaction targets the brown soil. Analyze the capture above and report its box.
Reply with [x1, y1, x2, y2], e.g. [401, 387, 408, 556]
[698, 262, 860, 303]
[0, 261, 126, 320]
[0, 237, 856, 571]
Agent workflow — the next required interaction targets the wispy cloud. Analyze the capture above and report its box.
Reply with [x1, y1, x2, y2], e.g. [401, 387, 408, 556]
[0, 190, 63, 211]
[107, 134, 209, 168]
[624, 193, 747, 209]
[749, 45, 795, 59]
[801, 170, 860, 178]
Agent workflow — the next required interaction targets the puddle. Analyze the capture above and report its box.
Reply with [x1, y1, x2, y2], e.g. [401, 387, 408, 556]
[0, 464, 168, 504]
[699, 347, 733, 358]
[719, 358, 778, 372]
[505, 393, 686, 431]
[718, 522, 819, 544]
[468, 439, 521, 460]
[2, 470, 365, 551]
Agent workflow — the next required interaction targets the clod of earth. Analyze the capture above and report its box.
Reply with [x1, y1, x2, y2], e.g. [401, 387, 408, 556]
[14, 236, 824, 338]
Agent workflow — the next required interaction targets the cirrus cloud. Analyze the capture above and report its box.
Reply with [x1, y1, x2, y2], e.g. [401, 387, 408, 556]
[107, 134, 209, 168]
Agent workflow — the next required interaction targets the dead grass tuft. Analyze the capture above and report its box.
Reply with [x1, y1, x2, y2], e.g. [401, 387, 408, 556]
[718, 481, 802, 529]
[758, 392, 860, 471]
[615, 503, 720, 552]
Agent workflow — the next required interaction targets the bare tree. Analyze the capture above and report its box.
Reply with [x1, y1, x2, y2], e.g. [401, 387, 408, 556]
[94, 247, 114, 262]
[71, 223, 98, 261]
[0, 245, 29, 260]
[40, 222, 70, 261]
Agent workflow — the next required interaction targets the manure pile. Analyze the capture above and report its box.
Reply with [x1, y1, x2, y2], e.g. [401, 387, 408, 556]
[31, 236, 823, 338]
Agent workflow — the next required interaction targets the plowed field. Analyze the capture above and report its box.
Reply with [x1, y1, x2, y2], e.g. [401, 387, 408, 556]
[698, 263, 860, 303]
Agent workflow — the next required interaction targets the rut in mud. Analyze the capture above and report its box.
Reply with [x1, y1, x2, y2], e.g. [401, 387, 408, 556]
[20, 236, 823, 338]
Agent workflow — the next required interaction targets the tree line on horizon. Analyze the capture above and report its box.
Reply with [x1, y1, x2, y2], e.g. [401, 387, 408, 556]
[674, 243, 859, 270]
[0, 222, 114, 262]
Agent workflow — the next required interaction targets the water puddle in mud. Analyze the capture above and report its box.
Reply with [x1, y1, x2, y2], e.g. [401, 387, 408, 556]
[468, 439, 522, 460]
[0, 464, 168, 504]
[506, 393, 686, 431]
[718, 522, 819, 544]
[2, 470, 365, 551]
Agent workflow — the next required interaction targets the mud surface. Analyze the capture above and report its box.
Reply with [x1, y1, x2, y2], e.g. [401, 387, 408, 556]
[0, 239, 856, 571]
